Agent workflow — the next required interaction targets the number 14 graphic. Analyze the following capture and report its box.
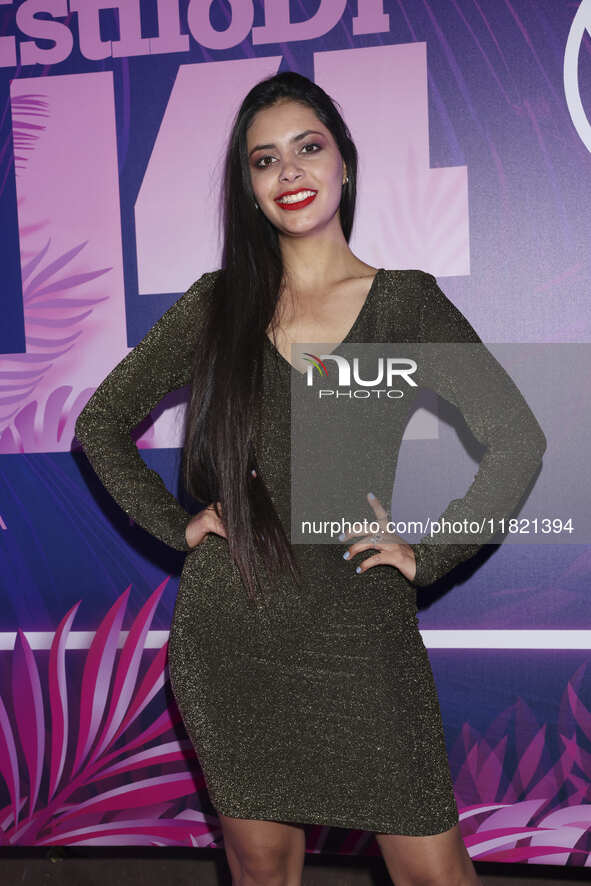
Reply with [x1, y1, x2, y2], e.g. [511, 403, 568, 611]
[0, 46, 468, 453]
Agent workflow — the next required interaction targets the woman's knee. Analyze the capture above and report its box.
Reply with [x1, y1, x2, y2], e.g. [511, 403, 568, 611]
[218, 813, 305, 884]
[240, 849, 292, 884]
[375, 825, 477, 886]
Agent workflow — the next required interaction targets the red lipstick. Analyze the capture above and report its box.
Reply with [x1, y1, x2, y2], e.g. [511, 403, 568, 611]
[274, 188, 318, 211]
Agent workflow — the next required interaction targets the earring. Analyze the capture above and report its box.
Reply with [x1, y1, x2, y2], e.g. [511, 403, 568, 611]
[342, 174, 348, 186]
[254, 201, 259, 210]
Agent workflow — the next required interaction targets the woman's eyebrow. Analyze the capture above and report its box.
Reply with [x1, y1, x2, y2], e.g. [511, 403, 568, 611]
[248, 129, 325, 157]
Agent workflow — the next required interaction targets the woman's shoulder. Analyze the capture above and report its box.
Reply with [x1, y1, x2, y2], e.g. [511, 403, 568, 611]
[381, 267, 435, 286]
[186, 267, 223, 292]
[381, 267, 455, 306]
[378, 267, 437, 306]
[179, 268, 223, 311]
[380, 268, 481, 342]
[154, 269, 221, 333]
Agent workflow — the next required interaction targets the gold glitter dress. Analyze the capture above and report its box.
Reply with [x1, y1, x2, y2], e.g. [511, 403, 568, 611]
[75, 268, 546, 835]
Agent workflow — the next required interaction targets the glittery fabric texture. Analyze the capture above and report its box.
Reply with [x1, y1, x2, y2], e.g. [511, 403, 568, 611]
[74, 268, 546, 835]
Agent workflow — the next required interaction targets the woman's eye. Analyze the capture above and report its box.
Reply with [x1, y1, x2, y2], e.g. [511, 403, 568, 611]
[254, 143, 321, 169]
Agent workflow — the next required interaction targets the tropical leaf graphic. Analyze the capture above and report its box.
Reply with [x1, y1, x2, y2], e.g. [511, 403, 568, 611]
[1, 91, 115, 451]
[0, 237, 111, 436]
[2, 94, 49, 188]
[0, 582, 222, 847]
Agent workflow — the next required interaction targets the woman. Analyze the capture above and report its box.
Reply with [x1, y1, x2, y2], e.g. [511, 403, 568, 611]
[75, 71, 545, 885]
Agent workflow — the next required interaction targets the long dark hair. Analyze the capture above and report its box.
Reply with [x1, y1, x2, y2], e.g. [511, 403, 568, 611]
[181, 71, 359, 604]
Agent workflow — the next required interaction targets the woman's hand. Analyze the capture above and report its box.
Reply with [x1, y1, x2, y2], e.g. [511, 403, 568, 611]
[340, 492, 417, 582]
[185, 501, 227, 549]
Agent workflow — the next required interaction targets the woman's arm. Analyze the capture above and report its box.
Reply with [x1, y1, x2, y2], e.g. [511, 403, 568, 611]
[74, 270, 218, 552]
[407, 271, 547, 587]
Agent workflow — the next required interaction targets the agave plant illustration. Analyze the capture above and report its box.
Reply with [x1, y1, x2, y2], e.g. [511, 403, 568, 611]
[0, 580, 221, 846]
[449, 660, 591, 864]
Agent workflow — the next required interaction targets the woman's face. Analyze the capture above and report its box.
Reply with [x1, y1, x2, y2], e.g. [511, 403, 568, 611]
[246, 99, 346, 239]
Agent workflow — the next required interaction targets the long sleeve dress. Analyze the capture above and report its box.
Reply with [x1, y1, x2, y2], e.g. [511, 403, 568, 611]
[74, 268, 546, 835]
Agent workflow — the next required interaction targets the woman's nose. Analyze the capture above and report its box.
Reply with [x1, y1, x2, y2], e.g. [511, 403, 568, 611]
[279, 163, 303, 182]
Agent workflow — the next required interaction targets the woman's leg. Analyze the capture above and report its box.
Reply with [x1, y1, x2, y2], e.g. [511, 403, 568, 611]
[217, 812, 306, 886]
[375, 822, 483, 886]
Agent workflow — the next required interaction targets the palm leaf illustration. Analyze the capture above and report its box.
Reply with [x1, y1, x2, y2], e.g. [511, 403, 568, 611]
[2, 94, 49, 188]
[0, 580, 221, 846]
[0, 237, 111, 429]
[2, 92, 114, 450]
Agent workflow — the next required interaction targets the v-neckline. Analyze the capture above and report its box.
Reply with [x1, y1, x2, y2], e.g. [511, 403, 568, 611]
[264, 267, 385, 376]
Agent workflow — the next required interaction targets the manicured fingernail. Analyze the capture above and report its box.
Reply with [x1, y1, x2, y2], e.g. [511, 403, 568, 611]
[368, 492, 375, 499]
[338, 531, 346, 541]
[355, 566, 361, 573]
[343, 551, 350, 560]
